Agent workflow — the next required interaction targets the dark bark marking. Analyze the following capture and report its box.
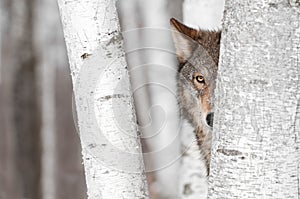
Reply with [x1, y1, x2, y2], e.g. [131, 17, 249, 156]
[217, 148, 243, 156]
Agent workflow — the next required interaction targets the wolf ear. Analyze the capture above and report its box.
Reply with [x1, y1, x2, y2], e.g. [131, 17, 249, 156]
[170, 18, 198, 63]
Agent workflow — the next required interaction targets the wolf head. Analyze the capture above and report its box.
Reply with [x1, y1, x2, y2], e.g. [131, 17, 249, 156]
[170, 18, 221, 170]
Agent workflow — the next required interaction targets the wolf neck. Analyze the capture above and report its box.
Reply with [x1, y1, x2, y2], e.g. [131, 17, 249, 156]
[195, 125, 212, 174]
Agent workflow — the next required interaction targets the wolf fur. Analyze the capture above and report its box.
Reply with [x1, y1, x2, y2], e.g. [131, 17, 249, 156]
[170, 18, 221, 174]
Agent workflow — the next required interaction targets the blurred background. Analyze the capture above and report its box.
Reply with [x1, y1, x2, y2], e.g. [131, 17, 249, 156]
[0, 0, 223, 198]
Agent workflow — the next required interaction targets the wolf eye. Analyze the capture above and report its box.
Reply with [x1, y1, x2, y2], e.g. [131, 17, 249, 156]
[195, 75, 205, 83]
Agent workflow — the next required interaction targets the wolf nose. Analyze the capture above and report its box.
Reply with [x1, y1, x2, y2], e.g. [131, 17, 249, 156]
[206, 112, 214, 128]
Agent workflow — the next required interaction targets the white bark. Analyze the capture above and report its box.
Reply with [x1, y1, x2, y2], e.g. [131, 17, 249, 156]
[178, 1, 224, 198]
[57, 0, 149, 198]
[208, 1, 300, 198]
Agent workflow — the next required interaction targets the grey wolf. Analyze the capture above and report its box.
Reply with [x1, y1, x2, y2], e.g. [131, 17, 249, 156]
[170, 18, 221, 174]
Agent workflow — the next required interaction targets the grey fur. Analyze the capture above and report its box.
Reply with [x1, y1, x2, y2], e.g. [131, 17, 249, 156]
[170, 18, 221, 174]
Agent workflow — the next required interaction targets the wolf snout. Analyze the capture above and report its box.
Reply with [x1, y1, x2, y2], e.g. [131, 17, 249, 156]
[206, 112, 214, 128]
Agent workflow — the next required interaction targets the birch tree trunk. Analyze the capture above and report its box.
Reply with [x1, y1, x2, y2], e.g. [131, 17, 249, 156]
[118, 1, 184, 198]
[117, 2, 159, 198]
[11, 0, 42, 198]
[0, 1, 20, 198]
[178, 1, 224, 198]
[35, 0, 57, 198]
[137, 1, 183, 198]
[57, 0, 149, 198]
[208, 1, 300, 198]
